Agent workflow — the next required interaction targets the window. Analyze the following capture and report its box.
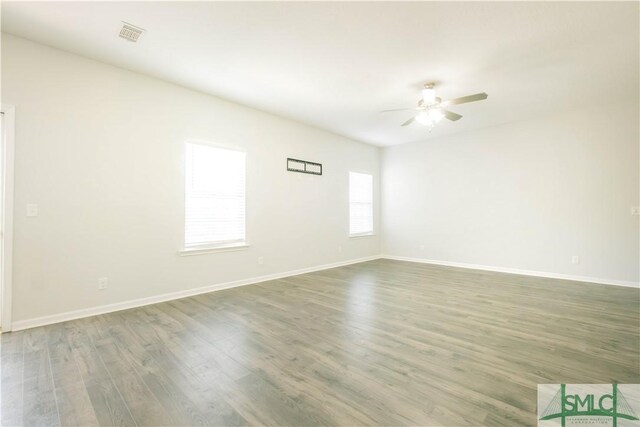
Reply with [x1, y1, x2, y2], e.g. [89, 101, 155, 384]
[349, 172, 373, 236]
[185, 142, 246, 249]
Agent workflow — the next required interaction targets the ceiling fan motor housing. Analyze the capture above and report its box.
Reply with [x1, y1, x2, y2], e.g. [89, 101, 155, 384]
[422, 83, 437, 105]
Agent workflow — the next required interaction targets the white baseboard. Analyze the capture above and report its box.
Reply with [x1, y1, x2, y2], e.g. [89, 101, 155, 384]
[381, 255, 640, 288]
[10, 254, 637, 331]
[10, 255, 382, 332]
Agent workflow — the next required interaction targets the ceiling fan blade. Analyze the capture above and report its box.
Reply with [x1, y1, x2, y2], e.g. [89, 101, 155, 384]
[442, 92, 488, 106]
[401, 117, 415, 127]
[381, 108, 413, 113]
[443, 110, 462, 121]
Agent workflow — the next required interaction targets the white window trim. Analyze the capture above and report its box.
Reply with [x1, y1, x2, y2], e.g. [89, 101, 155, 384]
[349, 232, 376, 238]
[182, 140, 247, 253]
[179, 242, 250, 256]
[185, 139, 246, 153]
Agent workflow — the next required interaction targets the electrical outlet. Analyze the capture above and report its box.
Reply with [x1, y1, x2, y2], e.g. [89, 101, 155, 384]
[258, 256, 264, 265]
[571, 256, 580, 265]
[420, 244, 425, 251]
[632, 207, 640, 216]
[98, 277, 108, 290]
[338, 245, 343, 253]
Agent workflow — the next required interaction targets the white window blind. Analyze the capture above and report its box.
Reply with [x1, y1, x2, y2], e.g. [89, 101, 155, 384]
[185, 142, 246, 248]
[349, 172, 373, 235]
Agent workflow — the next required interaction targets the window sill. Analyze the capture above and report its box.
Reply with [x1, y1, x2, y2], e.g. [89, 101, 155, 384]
[179, 243, 250, 256]
[349, 233, 376, 238]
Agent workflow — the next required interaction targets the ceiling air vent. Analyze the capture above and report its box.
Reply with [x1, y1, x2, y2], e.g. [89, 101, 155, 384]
[119, 22, 145, 42]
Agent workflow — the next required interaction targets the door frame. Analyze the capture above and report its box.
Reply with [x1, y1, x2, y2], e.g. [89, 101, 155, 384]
[1, 104, 15, 332]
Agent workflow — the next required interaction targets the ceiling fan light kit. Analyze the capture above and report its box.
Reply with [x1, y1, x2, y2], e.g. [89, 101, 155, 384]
[382, 82, 488, 131]
[415, 109, 444, 128]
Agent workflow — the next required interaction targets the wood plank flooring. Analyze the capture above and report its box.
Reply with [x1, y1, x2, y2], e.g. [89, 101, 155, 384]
[2, 259, 639, 426]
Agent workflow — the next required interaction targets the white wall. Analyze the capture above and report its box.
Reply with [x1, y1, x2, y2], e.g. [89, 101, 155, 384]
[2, 32, 638, 328]
[1, 34, 381, 324]
[382, 102, 639, 285]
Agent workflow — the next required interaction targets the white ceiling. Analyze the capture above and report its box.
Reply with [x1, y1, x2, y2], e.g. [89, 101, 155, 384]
[2, 1, 638, 147]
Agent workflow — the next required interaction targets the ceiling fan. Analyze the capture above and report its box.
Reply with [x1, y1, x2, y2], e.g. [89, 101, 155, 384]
[382, 83, 488, 130]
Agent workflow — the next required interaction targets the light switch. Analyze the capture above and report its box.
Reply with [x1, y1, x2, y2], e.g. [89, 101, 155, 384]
[26, 204, 38, 217]
[632, 207, 640, 216]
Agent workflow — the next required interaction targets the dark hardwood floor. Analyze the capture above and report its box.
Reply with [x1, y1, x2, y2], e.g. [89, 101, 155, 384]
[1, 259, 639, 426]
